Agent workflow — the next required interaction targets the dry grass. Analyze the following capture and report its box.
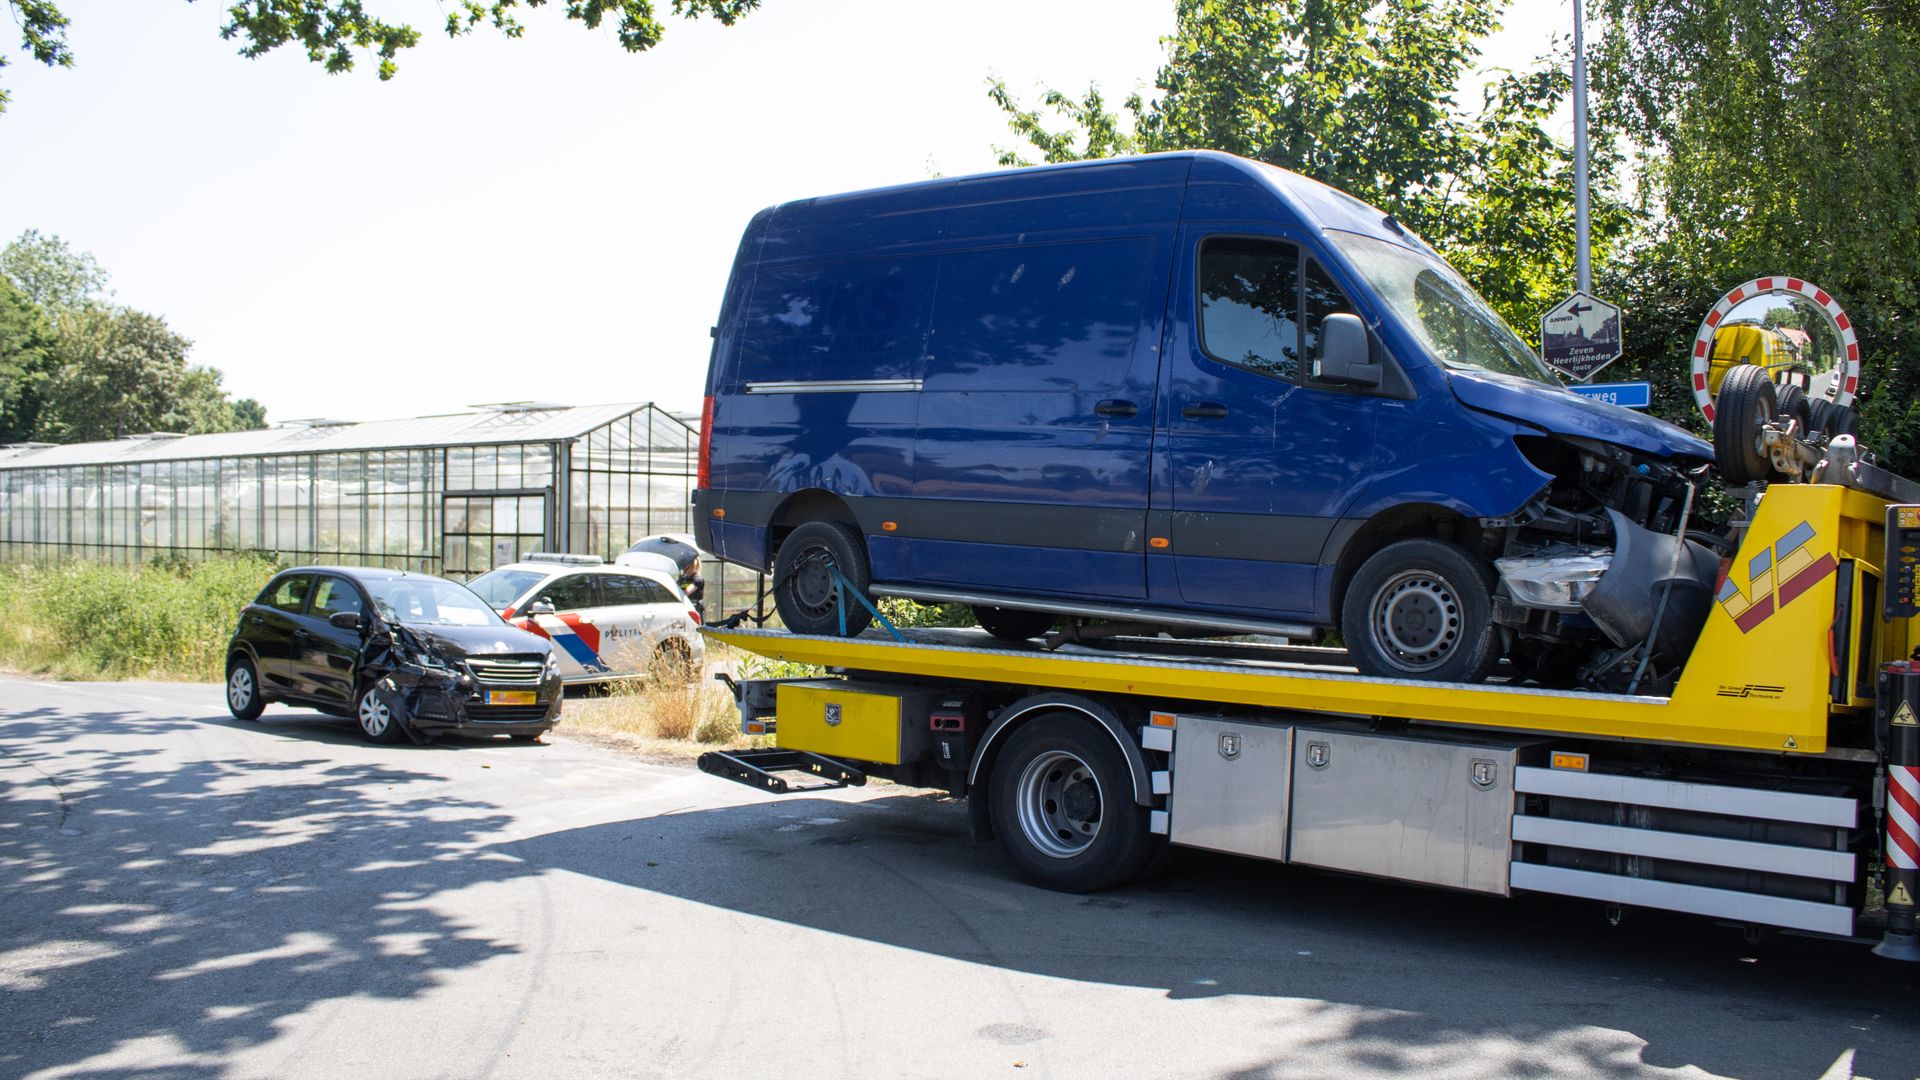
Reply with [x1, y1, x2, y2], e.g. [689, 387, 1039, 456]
[554, 644, 792, 763]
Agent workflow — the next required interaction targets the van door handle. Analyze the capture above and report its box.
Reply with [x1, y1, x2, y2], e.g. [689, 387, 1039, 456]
[1182, 402, 1229, 420]
[1094, 399, 1139, 418]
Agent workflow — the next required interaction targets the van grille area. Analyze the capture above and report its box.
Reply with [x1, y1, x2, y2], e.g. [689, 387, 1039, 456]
[466, 657, 546, 686]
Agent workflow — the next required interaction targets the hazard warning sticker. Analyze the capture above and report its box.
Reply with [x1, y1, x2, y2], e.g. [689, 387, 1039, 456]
[1894, 701, 1918, 728]
[1891, 881, 1915, 908]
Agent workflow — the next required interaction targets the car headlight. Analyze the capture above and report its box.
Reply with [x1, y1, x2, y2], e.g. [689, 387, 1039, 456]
[1496, 552, 1613, 612]
[544, 652, 560, 678]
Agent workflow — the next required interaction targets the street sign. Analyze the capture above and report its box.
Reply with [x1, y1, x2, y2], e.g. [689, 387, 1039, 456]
[1567, 381, 1651, 410]
[1541, 291, 1623, 381]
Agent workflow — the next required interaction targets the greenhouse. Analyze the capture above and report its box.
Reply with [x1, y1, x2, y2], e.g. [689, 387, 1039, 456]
[0, 401, 704, 579]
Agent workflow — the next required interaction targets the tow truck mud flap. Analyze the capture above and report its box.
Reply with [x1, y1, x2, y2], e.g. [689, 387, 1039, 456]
[696, 748, 867, 794]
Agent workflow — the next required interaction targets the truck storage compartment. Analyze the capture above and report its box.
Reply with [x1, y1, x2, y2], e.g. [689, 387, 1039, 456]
[773, 679, 941, 766]
[1168, 715, 1294, 862]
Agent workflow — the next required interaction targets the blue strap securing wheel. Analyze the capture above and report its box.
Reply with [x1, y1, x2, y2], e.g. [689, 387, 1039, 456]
[829, 562, 904, 642]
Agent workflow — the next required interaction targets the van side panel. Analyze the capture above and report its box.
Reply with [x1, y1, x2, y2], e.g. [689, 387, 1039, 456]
[906, 160, 1188, 600]
[705, 186, 954, 576]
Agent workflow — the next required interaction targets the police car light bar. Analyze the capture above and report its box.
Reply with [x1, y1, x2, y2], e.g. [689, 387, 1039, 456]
[521, 552, 605, 565]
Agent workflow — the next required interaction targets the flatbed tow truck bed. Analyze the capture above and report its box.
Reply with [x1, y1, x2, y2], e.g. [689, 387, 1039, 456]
[695, 483, 1920, 957]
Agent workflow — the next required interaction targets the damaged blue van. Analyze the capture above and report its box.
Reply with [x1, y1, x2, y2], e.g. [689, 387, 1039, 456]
[692, 151, 1719, 688]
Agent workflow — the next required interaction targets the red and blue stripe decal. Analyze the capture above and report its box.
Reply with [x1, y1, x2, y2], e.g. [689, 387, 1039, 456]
[517, 613, 611, 674]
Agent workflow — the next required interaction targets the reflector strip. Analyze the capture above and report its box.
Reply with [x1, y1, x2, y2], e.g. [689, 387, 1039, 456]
[1890, 766, 1920, 871]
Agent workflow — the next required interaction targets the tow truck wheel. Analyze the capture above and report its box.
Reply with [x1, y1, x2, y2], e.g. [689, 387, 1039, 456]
[772, 520, 873, 637]
[226, 655, 265, 721]
[988, 714, 1155, 892]
[1713, 364, 1782, 486]
[356, 684, 405, 745]
[1341, 539, 1499, 683]
[973, 605, 1057, 641]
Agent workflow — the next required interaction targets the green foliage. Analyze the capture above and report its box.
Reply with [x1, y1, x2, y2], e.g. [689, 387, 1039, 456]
[0, 277, 54, 443]
[0, 554, 282, 680]
[5, 0, 763, 111]
[875, 597, 974, 630]
[1592, 0, 1920, 473]
[990, 0, 1626, 335]
[1, 231, 266, 441]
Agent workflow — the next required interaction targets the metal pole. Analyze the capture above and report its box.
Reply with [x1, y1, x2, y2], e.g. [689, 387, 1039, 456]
[1877, 661, 1920, 960]
[1573, 0, 1592, 295]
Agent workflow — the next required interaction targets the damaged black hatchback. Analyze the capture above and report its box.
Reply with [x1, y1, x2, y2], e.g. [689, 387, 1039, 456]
[225, 566, 563, 744]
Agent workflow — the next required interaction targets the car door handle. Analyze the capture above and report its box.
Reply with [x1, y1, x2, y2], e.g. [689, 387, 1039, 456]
[292, 629, 310, 641]
[1182, 402, 1230, 420]
[1094, 399, 1139, 418]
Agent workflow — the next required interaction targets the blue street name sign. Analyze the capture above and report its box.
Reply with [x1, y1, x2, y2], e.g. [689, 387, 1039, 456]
[1567, 381, 1652, 410]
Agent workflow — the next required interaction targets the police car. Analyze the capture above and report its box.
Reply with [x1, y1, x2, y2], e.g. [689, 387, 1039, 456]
[466, 553, 705, 683]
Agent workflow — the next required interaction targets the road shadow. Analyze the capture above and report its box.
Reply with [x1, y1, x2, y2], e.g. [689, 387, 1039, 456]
[0, 703, 537, 1078]
[511, 791, 1920, 1080]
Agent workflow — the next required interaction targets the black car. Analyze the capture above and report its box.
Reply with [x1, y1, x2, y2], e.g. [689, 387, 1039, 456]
[224, 566, 563, 744]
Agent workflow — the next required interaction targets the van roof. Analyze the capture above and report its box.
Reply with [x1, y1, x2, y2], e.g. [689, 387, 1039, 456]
[760, 150, 1418, 251]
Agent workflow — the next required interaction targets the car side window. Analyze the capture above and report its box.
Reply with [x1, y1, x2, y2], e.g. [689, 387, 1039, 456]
[311, 577, 364, 619]
[598, 575, 649, 606]
[1198, 237, 1303, 382]
[263, 574, 313, 614]
[538, 574, 594, 612]
[634, 578, 678, 604]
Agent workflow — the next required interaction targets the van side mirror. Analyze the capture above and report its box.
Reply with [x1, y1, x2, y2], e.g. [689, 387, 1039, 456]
[1314, 312, 1381, 388]
[528, 600, 556, 615]
[328, 611, 362, 632]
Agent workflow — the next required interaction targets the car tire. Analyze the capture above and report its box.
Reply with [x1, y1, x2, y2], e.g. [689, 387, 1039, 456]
[356, 683, 406, 745]
[1341, 539, 1499, 683]
[651, 639, 696, 684]
[772, 520, 873, 637]
[973, 605, 1057, 642]
[1713, 364, 1781, 485]
[987, 714, 1157, 893]
[226, 654, 266, 722]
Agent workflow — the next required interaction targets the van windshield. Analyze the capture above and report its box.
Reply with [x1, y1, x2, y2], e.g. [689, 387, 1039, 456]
[1327, 231, 1560, 385]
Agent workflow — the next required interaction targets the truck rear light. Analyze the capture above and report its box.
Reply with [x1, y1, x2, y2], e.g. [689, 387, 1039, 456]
[697, 395, 714, 489]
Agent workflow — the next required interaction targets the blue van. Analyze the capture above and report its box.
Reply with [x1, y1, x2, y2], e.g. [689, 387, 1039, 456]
[693, 152, 1718, 688]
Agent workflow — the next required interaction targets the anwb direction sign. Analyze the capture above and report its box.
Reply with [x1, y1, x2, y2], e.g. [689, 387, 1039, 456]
[1567, 381, 1652, 410]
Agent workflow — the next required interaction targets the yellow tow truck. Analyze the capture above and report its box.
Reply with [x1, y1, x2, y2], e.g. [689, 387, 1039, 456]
[697, 405, 1920, 959]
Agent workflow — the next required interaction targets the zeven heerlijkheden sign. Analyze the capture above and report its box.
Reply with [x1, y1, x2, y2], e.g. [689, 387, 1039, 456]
[1541, 291, 1624, 382]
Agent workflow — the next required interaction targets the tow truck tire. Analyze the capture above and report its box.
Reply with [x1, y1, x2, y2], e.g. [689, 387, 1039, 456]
[1807, 397, 1834, 437]
[1713, 364, 1780, 486]
[1775, 383, 1811, 436]
[772, 521, 873, 637]
[226, 654, 266, 721]
[356, 684, 406, 745]
[988, 714, 1156, 893]
[974, 605, 1057, 641]
[1341, 539, 1499, 683]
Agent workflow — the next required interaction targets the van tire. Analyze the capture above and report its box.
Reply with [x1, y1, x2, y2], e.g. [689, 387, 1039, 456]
[1713, 364, 1780, 485]
[974, 606, 1057, 641]
[988, 714, 1156, 892]
[1341, 539, 1499, 683]
[772, 521, 873, 637]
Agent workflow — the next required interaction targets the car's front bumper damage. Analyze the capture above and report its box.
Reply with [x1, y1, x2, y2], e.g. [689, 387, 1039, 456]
[361, 624, 561, 743]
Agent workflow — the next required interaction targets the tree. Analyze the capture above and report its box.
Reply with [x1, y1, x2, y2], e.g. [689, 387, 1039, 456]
[0, 277, 54, 442]
[232, 397, 268, 430]
[39, 307, 192, 442]
[990, 0, 1628, 335]
[3, 0, 764, 113]
[1592, 0, 1920, 468]
[0, 228, 108, 312]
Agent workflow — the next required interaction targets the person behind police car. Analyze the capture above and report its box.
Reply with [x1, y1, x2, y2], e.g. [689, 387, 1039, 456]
[681, 556, 706, 620]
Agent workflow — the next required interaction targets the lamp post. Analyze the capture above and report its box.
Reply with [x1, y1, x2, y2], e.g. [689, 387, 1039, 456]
[1573, 0, 1592, 294]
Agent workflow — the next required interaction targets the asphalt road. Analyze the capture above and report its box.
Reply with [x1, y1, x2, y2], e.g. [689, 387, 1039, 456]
[2, 677, 1917, 1080]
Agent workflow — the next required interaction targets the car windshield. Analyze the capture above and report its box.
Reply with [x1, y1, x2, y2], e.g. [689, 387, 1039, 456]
[1327, 230, 1560, 385]
[466, 569, 546, 609]
[362, 577, 502, 627]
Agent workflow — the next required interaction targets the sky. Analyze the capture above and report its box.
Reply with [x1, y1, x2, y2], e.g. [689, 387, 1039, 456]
[0, 0, 1574, 426]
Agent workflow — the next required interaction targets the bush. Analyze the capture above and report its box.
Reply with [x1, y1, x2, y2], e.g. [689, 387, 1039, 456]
[0, 554, 281, 681]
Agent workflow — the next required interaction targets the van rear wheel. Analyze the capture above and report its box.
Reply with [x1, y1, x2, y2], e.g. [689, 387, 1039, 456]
[1341, 539, 1498, 683]
[772, 521, 873, 637]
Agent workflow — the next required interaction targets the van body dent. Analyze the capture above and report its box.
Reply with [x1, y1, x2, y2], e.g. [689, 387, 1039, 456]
[694, 151, 1715, 688]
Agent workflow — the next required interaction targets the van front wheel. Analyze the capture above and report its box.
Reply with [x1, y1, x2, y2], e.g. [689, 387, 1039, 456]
[772, 521, 873, 637]
[1341, 539, 1498, 683]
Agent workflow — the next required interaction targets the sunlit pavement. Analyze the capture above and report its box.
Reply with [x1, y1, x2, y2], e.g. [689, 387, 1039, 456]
[1, 676, 1916, 1079]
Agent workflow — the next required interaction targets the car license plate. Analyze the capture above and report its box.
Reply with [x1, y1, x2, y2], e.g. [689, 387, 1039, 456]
[486, 690, 536, 706]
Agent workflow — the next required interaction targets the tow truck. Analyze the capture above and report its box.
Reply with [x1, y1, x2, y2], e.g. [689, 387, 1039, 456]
[694, 371, 1920, 959]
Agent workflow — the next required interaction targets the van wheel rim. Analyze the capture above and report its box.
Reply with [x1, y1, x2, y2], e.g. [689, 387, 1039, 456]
[227, 666, 253, 710]
[786, 546, 840, 620]
[1015, 750, 1102, 859]
[358, 691, 390, 737]
[1371, 570, 1461, 673]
